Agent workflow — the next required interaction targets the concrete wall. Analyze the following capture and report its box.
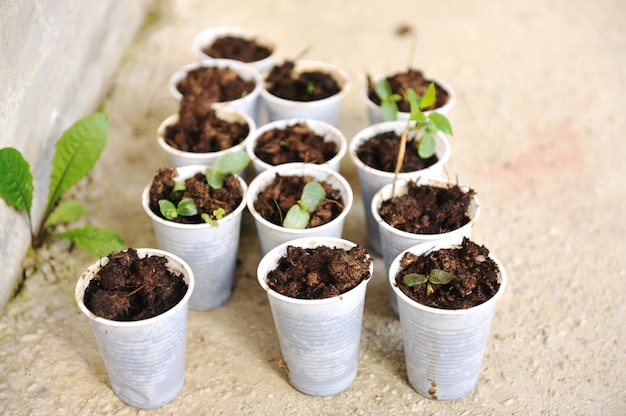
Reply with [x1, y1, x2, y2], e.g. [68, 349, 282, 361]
[0, 0, 149, 309]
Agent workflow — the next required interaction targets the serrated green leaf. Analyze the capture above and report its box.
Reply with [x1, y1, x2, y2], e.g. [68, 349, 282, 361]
[420, 83, 437, 109]
[300, 181, 325, 213]
[418, 134, 437, 159]
[0, 147, 33, 214]
[176, 198, 198, 216]
[428, 269, 455, 284]
[282, 205, 310, 229]
[44, 200, 86, 228]
[429, 112, 453, 135]
[56, 225, 124, 257]
[47, 113, 108, 214]
[159, 199, 178, 219]
[402, 273, 428, 287]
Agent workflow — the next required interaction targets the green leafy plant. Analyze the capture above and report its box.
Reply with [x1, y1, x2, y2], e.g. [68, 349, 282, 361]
[376, 79, 453, 196]
[282, 180, 326, 229]
[0, 112, 125, 259]
[158, 151, 249, 225]
[402, 269, 455, 295]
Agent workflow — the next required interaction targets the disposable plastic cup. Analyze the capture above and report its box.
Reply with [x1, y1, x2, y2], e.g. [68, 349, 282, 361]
[142, 165, 247, 310]
[257, 237, 373, 396]
[389, 240, 507, 400]
[75, 248, 194, 409]
[246, 162, 353, 256]
[245, 118, 347, 176]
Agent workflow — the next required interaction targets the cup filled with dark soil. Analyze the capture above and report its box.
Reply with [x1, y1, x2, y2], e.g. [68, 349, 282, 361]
[372, 177, 480, 314]
[142, 165, 247, 310]
[388, 238, 506, 401]
[261, 60, 350, 127]
[158, 105, 255, 168]
[257, 236, 373, 396]
[246, 162, 353, 256]
[246, 118, 346, 175]
[75, 247, 194, 409]
[364, 68, 455, 124]
[348, 120, 452, 255]
[192, 25, 276, 74]
[169, 59, 263, 123]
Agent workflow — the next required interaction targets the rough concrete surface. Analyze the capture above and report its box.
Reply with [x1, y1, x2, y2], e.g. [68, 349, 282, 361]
[1, 0, 625, 414]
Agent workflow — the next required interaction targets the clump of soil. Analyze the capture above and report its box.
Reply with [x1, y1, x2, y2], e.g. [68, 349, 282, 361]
[265, 60, 341, 101]
[253, 174, 344, 227]
[149, 167, 243, 224]
[176, 66, 255, 102]
[84, 248, 188, 321]
[356, 130, 438, 172]
[395, 238, 500, 310]
[203, 35, 272, 63]
[267, 244, 372, 299]
[253, 122, 338, 165]
[164, 100, 250, 153]
[379, 181, 475, 234]
[367, 68, 449, 112]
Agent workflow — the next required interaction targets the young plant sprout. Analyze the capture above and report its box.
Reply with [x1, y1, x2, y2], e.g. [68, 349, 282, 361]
[402, 269, 455, 296]
[158, 151, 249, 225]
[376, 79, 453, 195]
[282, 180, 326, 229]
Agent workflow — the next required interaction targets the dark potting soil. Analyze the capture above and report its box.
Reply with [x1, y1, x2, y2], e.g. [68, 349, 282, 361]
[202, 35, 272, 63]
[176, 66, 255, 102]
[253, 174, 344, 227]
[265, 61, 340, 101]
[367, 68, 450, 112]
[395, 238, 500, 310]
[356, 130, 438, 172]
[164, 101, 249, 153]
[267, 244, 372, 299]
[84, 248, 188, 321]
[253, 122, 338, 165]
[149, 167, 243, 224]
[378, 181, 475, 234]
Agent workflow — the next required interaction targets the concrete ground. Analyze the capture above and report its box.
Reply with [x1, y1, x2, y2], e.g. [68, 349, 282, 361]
[1, 0, 625, 414]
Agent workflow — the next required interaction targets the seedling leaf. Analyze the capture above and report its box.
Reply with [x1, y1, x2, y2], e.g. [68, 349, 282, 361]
[428, 269, 455, 285]
[56, 225, 125, 258]
[429, 112, 453, 135]
[159, 199, 178, 219]
[0, 147, 33, 214]
[418, 134, 436, 159]
[375, 79, 401, 122]
[282, 205, 310, 229]
[206, 151, 250, 189]
[299, 181, 325, 213]
[47, 112, 108, 214]
[420, 83, 437, 109]
[44, 200, 86, 228]
[176, 198, 198, 216]
[402, 273, 429, 286]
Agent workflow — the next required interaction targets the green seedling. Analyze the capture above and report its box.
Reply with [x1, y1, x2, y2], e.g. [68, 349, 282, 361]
[205, 151, 250, 189]
[282, 180, 326, 229]
[201, 207, 225, 226]
[402, 269, 455, 296]
[0, 112, 125, 261]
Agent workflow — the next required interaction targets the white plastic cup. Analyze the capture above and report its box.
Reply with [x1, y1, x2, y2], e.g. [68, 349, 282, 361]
[169, 59, 263, 124]
[348, 121, 451, 255]
[191, 25, 276, 75]
[157, 106, 256, 169]
[245, 118, 347, 176]
[372, 177, 480, 314]
[246, 162, 353, 256]
[389, 240, 507, 400]
[142, 166, 247, 310]
[75, 248, 194, 409]
[363, 74, 456, 125]
[257, 237, 373, 396]
[260, 60, 350, 127]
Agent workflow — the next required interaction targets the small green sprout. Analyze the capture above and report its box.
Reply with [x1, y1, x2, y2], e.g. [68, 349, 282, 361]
[158, 197, 198, 220]
[376, 79, 402, 123]
[402, 269, 455, 296]
[282, 181, 326, 229]
[201, 207, 225, 226]
[205, 151, 250, 189]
